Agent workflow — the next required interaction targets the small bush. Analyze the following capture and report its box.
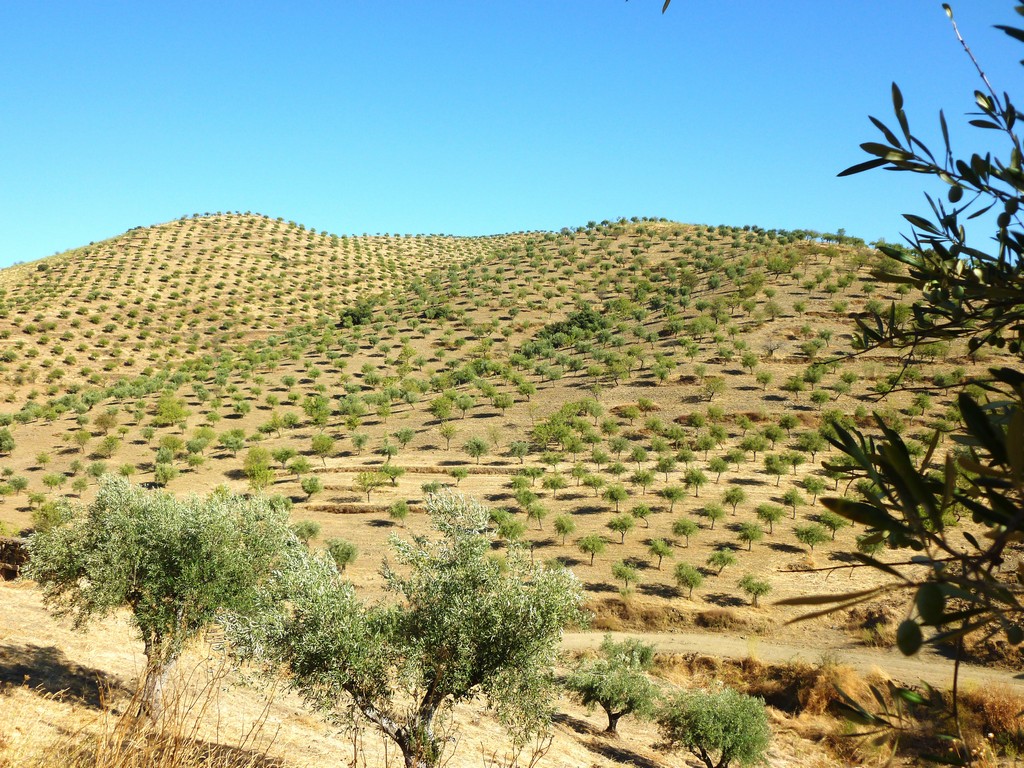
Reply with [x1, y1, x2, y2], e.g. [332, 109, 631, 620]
[658, 686, 771, 768]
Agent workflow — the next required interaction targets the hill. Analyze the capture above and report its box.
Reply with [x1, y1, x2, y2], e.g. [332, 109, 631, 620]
[1, 213, 1014, 766]
[0, 212, 963, 621]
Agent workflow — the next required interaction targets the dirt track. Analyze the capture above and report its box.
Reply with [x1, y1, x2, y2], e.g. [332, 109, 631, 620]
[563, 630, 1024, 691]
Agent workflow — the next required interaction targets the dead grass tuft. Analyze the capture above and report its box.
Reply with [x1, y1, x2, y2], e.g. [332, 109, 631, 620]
[652, 652, 870, 718]
[5, 649, 283, 768]
[587, 597, 690, 632]
[958, 684, 1024, 754]
[959, 632, 1024, 670]
[845, 603, 897, 648]
[693, 607, 745, 631]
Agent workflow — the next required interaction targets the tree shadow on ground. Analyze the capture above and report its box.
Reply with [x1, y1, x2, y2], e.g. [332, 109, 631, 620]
[729, 476, 767, 486]
[585, 739, 662, 768]
[570, 504, 607, 516]
[552, 712, 599, 737]
[0, 643, 127, 708]
[639, 582, 678, 599]
[828, 549, 860, 564]
[768, 542, 804, 554]
[703, 592, 746, 608]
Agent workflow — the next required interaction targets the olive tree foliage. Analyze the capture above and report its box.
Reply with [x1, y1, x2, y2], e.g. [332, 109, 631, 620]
[657, 686, 771, 768]
[782, 5, 1024, 669]
[25, 477, 300, 718]
[230, 491, 586, 768]
[564, 634, 660, 735]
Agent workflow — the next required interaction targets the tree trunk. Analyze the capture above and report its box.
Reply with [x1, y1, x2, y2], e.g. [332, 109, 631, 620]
[396, 715, 440, 768]
[138, 652, 178, 721]
[603, 708, 621, 735]
[358, 702, 440, 768]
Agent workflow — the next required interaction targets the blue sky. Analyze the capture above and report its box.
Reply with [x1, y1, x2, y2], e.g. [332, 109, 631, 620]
[0, 1, 1019, 267]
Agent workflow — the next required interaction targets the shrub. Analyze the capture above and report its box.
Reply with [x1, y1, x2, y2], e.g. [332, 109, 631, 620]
[658, 686, 771, 768]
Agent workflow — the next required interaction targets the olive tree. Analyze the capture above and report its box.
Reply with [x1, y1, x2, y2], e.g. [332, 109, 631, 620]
[565, 634, 659, 735]
[794, 523, 829, 553]
[578, 534, 607, 565]
[326, 537, 357, 573]
[234, 491, 585, 768]
[26, 477, 299, 719]
[657, 686, 771, 768]
[738, 574, 771, 607]
[674, 562, 704, 598]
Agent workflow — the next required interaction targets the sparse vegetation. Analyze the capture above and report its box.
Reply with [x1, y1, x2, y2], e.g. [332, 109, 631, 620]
[0, 166, 1013, 765]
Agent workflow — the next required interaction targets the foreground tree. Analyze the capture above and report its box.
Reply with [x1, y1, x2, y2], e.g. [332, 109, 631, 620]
[565, 634, 659, 735]
[26, 477, 299, 719]
[234, 492, 586, 768]
[781, 5, 1024, 682]
[657, 687, 771, 768]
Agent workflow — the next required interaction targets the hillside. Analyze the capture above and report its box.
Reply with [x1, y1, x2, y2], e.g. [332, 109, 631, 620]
[0, 213, 512, 401]
[0, 212, 969, 624]
[1, 213, 1015, 767]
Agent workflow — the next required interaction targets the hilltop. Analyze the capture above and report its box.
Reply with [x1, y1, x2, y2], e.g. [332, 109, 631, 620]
[0, 213, 514, 401]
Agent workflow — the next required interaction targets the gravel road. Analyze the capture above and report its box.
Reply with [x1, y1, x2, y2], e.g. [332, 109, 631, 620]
[562, 630, 1024, 691]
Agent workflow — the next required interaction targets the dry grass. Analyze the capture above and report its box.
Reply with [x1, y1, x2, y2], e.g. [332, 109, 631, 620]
[651, 652, 870, 719]
[2, 646, 283, 768]
[587, 596, 692, 632]
[956, 685, 1024, 757]
[693, 607, 747, 632]
[844, 603, 898, 649]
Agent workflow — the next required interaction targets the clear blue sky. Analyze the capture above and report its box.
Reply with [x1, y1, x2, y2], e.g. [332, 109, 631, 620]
[0, 1, 1018, 267]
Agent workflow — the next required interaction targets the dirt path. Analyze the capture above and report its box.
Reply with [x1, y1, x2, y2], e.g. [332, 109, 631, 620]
[563, 630, 1024, 691]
